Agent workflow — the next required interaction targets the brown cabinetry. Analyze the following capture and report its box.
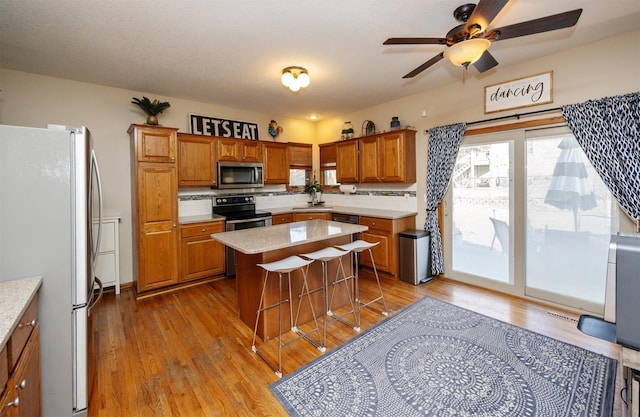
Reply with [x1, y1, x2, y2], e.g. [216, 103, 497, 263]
[129, 124, 180, 294]
[359, 130, 416, 183]
[359, 215, 415, 279]
[180, 221, 225, 281]
[1, 296, 40, 417]
[134, 125, 177, 163]
[262, 142, 289, 184]
[336, 139, 359, 183]
[272, 213, 294, 225]
[294, 212, 331, 221]
[178, 133, 217, 187]
[333, 129, 416, 184]
[217, 138, 262, 162]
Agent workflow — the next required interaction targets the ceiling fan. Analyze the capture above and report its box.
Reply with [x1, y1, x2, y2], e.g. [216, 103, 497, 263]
[383, 0, 582, 78]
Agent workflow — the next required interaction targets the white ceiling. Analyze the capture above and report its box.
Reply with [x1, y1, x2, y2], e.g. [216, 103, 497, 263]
[1, 0, 639, 121]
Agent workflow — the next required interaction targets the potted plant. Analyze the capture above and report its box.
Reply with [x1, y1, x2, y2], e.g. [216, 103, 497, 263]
[131, 96, 171, 125]
[305, 179, 322, 205]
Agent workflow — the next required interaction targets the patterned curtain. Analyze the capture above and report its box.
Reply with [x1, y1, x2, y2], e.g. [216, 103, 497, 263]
[561, 92, 640, 229]
[424, 123, 466, 275]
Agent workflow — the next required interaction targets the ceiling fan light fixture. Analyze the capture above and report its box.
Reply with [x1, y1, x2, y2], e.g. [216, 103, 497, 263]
[281, 66, 310, 92]
[443, 38, 491, 67]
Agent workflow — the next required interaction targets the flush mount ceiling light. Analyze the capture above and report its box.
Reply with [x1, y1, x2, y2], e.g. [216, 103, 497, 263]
[443, 38, 491, 68]
[281, 66, 310, 92]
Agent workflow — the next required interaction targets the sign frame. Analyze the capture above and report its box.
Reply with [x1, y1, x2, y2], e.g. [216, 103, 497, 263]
[484, 71, 553, 114]
[189, 113, 260, 140]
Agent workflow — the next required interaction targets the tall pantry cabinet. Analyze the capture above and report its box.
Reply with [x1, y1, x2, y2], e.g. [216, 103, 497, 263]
[128, 124, 180, 294]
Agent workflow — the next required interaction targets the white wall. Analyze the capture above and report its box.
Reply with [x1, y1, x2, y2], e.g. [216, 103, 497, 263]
[0, 73, 316, 284]
[317, 29, 640, 232]
[1, 29, 638, 284]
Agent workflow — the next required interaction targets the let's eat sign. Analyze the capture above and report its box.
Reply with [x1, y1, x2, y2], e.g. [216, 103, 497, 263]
[484, 71, 553, 114]
[190, 114, 260, 140]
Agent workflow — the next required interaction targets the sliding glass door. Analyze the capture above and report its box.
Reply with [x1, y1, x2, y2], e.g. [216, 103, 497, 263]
[524, 129, 613, 311]
[444, 126, 614, 313]
[451, 140, 513, 284]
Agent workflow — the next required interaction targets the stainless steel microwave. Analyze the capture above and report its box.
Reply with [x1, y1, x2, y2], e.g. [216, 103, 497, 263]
[217, 161, 264, 189]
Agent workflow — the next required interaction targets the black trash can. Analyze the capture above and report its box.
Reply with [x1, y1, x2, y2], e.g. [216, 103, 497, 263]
[399, 230, 432, 285]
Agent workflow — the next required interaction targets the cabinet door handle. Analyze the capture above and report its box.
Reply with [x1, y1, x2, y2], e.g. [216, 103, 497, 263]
[173, 224, 177, 228]
[18, 319, 36, 329]
[7, 396, 19, 408]
[201, 228, 206, 232]
[16, 379, 27, 389]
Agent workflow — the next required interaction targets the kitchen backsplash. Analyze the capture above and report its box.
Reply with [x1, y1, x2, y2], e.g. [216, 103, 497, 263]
[178, 187, 418, 217]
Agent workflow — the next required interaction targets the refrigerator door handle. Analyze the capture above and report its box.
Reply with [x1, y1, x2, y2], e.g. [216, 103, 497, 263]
[88, 277, 103, 317]
[90, 149, 103, 269]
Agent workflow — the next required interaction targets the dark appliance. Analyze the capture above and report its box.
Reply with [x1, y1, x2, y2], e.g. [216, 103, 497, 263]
[613, 233, 640, 350]
[217, 161, 264, 189]
[212, 195, 272, 276]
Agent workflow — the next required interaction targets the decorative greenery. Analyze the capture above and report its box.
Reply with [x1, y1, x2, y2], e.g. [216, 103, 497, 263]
[304, 179, 321, 195]
[131, 96, 171, 116]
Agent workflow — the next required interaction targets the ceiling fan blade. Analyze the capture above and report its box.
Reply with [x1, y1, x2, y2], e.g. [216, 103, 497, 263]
[384, 37, 447, 45]
[402, 52, 445, 78]
[473, 50, 499, 73]
[466, 0, 509, 32]
[488, 9, 583, 41]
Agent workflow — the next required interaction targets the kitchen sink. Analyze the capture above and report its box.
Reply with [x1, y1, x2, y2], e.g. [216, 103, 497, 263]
[291, 206, 333, 211]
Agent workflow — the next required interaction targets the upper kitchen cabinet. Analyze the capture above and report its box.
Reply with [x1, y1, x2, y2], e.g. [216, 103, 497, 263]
[288, 142, 312, 167]
[217, 137, 262, 162]
[359, 130, 416, 183]
[336, 139, 359, 183]
[262, 142, 289, 184]
[130, 124, 177, 163]
[178, 133, 217, 187]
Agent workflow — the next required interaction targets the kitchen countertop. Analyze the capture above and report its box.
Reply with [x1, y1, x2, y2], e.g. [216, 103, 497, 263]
[178, 213, 226, 225]
[211, 219, 367, 254]
[269, 205, 417, 220]
[0, 276, 42, 348]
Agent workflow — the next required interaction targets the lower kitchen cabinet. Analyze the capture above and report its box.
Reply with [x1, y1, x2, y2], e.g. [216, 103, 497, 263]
[1, 296, 40, 417]
[359, 215, 415, 279]
[180, 221, 225, 281]
[293, 212, 331, 221]
[272, 213, 294, 225]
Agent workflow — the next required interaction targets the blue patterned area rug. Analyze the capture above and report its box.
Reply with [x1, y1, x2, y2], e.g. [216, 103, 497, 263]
[270, 296, 617, 417]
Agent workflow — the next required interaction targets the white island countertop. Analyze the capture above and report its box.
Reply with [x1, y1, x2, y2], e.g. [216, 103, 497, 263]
[0, 276, 42, 348]
[212, 219, 367, 254]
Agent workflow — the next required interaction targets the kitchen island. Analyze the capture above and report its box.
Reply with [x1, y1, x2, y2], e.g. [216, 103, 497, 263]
[212, 219, 367, 340]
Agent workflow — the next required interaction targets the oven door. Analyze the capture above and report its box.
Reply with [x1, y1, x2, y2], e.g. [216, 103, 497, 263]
[225, 217, 273, 276]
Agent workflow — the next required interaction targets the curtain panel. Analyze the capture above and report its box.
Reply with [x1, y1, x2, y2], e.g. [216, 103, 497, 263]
[424, 123, 466, 275]
[561, 92, 640, 229]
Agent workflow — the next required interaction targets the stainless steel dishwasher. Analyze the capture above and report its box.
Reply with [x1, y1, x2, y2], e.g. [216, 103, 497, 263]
[332, 213, 361, 268]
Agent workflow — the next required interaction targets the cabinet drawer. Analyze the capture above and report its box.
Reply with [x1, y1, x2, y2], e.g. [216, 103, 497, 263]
[359, 216, 393, 232]
[272, 213, 293, 225]
[9, 295, 38, 370]
[180, 222, 224, 238]
[294, 212, 330, 221]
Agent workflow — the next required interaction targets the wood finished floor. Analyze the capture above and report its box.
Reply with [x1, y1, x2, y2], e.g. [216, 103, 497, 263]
[89, 273, 625, 417]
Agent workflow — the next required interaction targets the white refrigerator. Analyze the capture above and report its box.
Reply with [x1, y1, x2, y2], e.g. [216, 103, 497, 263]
[0, 124, 103, 417]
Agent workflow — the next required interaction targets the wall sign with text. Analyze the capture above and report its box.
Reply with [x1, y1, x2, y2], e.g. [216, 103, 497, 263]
[190, 114, 260, 140]
[484, 72, 553, 114]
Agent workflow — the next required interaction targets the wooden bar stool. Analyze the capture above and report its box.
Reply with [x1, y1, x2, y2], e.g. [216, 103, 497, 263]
[300, 246, 358, 349]
[251, 255, 321, 378]
[335, 240, 389, 331]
